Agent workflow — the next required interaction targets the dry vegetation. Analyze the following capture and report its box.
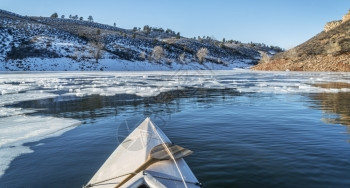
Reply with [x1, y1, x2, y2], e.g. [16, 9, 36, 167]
[253, 18, 350, 72]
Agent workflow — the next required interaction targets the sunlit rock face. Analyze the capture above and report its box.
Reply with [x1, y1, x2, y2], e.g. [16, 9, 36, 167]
[254, 10, 350, 72]
[324, 10, 350, 32]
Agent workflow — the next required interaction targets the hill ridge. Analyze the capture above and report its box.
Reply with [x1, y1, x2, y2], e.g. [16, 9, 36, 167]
[0, 9, 282, 71]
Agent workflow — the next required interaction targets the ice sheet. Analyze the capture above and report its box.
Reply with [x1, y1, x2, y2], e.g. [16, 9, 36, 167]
[0, 115, 80, 177]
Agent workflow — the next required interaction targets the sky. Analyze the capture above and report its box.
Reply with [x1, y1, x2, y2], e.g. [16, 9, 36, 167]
[1, 0, 349, 49]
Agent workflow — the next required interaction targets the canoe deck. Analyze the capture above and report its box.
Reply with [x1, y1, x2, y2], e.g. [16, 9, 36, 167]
[86, 117, 201, 188]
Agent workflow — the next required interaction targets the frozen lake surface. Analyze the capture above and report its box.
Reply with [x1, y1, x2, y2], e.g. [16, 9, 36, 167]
[0, 70, 350, 187]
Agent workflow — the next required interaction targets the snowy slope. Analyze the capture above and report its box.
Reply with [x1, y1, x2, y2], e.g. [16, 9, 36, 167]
[0, 9, 283, 71]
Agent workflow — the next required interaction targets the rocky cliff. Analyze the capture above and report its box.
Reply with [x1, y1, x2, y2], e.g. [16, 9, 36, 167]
[253, 10, 350, 72]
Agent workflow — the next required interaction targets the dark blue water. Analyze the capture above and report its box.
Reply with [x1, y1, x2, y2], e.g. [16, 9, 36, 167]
[1, 72, 350, 188]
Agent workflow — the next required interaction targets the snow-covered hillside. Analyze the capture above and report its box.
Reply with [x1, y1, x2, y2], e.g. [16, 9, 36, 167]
[0, 9, 283, 71]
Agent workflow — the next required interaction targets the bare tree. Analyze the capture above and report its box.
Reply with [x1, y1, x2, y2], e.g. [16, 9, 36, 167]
[179, 52, 185, 63]
[90, 42, 104, 63]
[260, 52, 270, 64]
[196, 47, 208, 63]
[139, 51, 146, 60]
[152, 46, 164, 62]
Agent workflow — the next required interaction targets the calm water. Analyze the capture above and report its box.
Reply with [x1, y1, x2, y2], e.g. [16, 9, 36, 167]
[0, 71, 350, 188]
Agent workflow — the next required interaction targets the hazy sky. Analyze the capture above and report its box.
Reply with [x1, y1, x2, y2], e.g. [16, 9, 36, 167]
[1, 0, 349, 49]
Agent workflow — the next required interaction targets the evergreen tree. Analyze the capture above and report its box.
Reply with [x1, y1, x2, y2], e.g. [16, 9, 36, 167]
[143, 25, 150, 32]
[79, 17, 83, 21]
[143, 25, 150, 35]
[165, 28, 172, 34]
[61, 15, 65, 19]
[50, 12, 58, 18]
[88, 15, 94, 22]
[113, 22, 116, 27]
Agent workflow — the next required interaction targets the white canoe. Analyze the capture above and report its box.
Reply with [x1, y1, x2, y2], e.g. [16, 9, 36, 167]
[85, 117, 201, 188]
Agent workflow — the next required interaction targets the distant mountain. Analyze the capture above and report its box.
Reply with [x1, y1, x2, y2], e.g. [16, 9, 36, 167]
[0, 9, 282, 71]
[253, 10, 350, 72]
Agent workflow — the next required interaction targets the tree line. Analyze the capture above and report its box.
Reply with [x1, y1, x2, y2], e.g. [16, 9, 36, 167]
[50, 12, 94, 22]
[138, 25, 180, 38]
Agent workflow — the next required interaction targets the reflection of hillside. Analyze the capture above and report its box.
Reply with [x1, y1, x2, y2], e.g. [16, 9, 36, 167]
[313, 82, 350, 90]
[8, 88, 240, 121]
[310, 83, 350, 131]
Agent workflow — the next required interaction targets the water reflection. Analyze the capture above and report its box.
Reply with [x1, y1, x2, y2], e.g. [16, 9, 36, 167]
[8, 88, 240, 122]
[310, 82, 350, 133]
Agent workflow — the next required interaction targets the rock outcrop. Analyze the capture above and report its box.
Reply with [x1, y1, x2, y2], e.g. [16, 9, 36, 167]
[324, 10, 350, 32]
[324, 20, 342, 32]
[253, 10, 350, 72]
[343, 10, 350, 22]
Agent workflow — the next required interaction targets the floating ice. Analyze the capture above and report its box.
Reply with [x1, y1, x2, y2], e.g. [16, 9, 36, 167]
[0, 71, 350, 100]
[0, 107, 36, 118]
[0, 91, 58, 106]
[0, 70, 350, 177]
